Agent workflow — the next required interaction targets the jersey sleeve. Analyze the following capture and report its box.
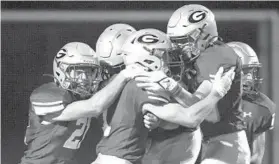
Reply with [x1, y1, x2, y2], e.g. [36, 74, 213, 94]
[30, 83, 74, 116]
[258, 93, 276, 131]
[196, 44, 242, 83]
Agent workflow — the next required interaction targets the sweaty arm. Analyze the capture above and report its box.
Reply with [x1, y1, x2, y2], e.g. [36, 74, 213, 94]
[143, 89, 219, 128]
[251, 132, 266, 164]
[151, 78, 210, 130]
[143, 67, 235, 128]
[53, 64, 146, 121]
[160, 77, 211, 107]
[53, 72, 129, 121]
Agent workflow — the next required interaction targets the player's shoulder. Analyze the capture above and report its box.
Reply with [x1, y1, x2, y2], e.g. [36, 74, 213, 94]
[123, 80, 142, 94]
[201, 43, 238, 66]
[242, 92, 275, 114]
[195, 43, 241, 81]
[242, 93, 275, 133]
[204, 43, 237, 57]
[256, 92, 276, 114]
[30, 82, 73, 103]
[30, 82, 74, 115]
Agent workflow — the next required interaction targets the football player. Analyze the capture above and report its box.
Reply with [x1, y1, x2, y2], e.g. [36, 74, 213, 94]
[20, 41, 142, 164]
[20, 42, 102, 164]
[134, 4, 250, 164]
[96, 23, 136, 79]
[52, 28, 143, 122]
[94, 28, 235, 164]
[96, 23, 136, 135]
[227, 42, 276, 164]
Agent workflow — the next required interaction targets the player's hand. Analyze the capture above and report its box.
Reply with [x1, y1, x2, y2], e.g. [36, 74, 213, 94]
[143, 112, 161, 130]
[211, 67, 235, 97]
[120, 64, 146, 81]
[134, 70, 170, 96]
[134, 70, 168, 83]
[135, 81, 171, 103]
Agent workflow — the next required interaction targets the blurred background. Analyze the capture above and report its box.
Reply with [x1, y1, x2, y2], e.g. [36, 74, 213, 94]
[1, 1, 279, 164]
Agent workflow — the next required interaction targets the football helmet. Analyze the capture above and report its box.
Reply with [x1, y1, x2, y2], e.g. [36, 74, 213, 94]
[121, 28, 183, 80]
[53, 42, 101, 98]
[96, 24, 136, 77]
[167, 4, 218, 63]
[227, 41, 262, 96]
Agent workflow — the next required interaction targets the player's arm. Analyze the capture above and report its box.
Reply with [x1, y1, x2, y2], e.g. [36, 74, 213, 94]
[143, 90, 219, 128]
[53, 72, 128, 121]
[53, 65, 145, 121]
[142, 67, 235, 128]
[139, 79, 211, 130]
[135, 71, 202, 107]
[251, 132, 266, 164]
[162, 77, 211, 106]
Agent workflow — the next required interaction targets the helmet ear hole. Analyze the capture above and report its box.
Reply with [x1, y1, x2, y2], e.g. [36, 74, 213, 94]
[143, 59, 154, 65]
[116, 34, 121, 38]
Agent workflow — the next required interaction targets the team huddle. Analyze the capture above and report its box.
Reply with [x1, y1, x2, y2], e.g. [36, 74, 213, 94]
[20, 4, 275, 164]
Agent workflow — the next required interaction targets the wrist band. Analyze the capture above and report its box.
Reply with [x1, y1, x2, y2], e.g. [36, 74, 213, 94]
[158, 77, 180, 94]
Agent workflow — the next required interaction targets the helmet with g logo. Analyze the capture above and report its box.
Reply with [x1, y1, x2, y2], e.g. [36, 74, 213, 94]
[121, 28, 182, 73]
[167, 4, 218, 63]
[53, 42, 101, 98]
[227, 41, 262, 96]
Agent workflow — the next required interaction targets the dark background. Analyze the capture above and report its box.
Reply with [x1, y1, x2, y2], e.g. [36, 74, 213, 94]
[2, 1, 279, 164]
[2, 1, 279, 10]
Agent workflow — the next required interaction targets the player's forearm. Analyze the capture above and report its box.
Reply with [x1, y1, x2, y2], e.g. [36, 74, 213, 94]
[251, 133, 265, 164]
[171, 83, 200, 107]
[160, 78, 201, 107]
[53, 73, 129, 121]
[158, 120, 180, 130]
[87, 72, 128, 116]
[52, 100, 92, 121]
[146, 91, 220, 128]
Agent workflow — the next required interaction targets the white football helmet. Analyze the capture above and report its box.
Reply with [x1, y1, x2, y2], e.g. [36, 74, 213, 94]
[96, 24, 136, 67]
[53, 42, 101, 98]
[227, 41, 262, 95]
[167, 4, 218, 62]
[121, 28, 182, 75]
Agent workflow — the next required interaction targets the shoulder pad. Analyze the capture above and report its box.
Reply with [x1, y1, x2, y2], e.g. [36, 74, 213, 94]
[196, 45, 240, 82]
[203, 45, 239, 67]
[256, 93, 276, 114]
[30, 82, 74, 115]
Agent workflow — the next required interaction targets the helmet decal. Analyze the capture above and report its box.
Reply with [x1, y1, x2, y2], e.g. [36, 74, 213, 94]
[56, 48, 67, 59]
[137, 34, 160, 44]
[188, 10, 207, 23]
